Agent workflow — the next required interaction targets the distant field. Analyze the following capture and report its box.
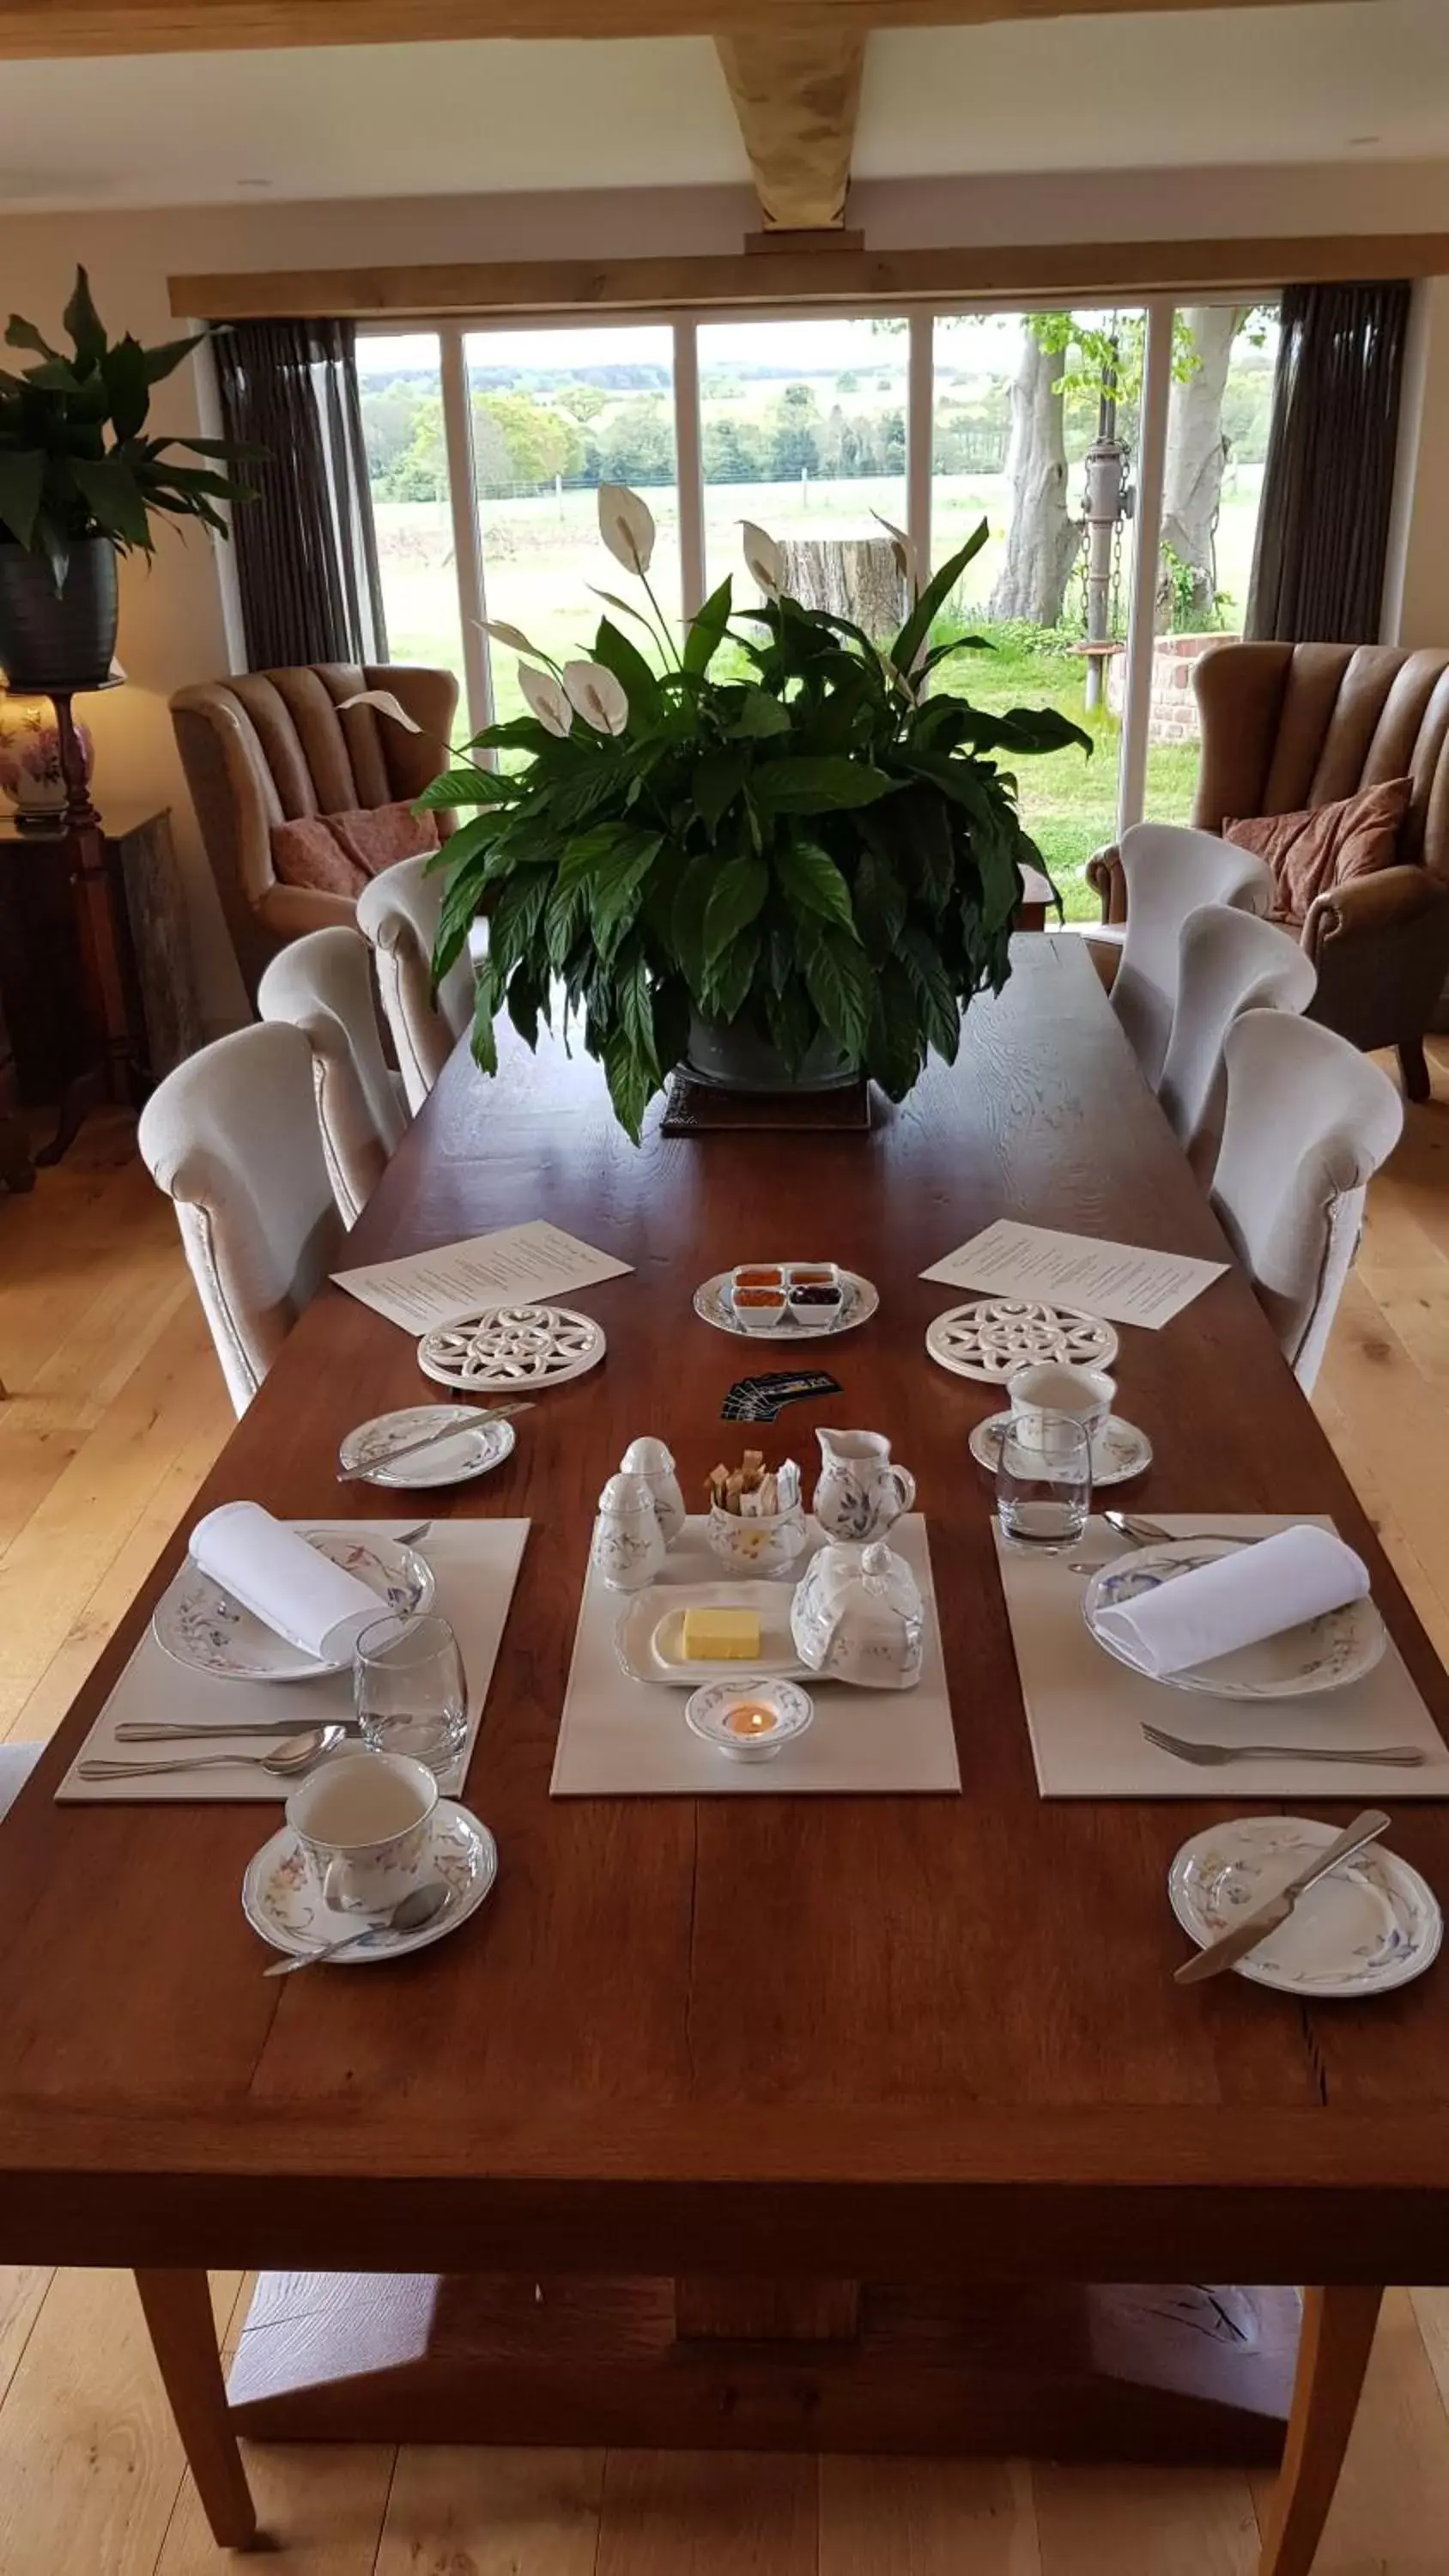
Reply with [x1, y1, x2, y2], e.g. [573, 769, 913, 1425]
[374, 465, 1262, 921]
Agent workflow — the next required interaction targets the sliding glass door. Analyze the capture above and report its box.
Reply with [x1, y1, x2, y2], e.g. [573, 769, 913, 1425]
[357, 331, 467, 691]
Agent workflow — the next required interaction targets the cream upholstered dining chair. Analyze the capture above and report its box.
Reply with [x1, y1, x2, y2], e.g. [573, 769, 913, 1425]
[0, 1741, 40, 1822]
[258, 928, 407, 1227]
[1158, 906, 1318, 1178]
[1210, 1009, 1404, 1393]
[1109, 823, 1273, 1090]
[138, 1023, 344, 1417]
[355, 854, 474, 1115]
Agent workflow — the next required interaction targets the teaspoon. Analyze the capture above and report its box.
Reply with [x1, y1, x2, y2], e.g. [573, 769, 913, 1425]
[264, 1879, 450, 1977]
[77, 1724, 346, 1783]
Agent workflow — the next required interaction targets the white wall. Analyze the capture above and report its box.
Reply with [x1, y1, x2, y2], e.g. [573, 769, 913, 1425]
[3, 158, 1447, 1024]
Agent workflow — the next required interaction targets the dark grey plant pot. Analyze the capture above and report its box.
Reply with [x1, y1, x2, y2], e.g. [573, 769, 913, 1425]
[0, 537, 119, 690]
[685, 1011, 857, 1094]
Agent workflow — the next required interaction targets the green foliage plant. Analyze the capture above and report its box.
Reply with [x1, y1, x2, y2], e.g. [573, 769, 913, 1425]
[406, 487, 1091, 1142]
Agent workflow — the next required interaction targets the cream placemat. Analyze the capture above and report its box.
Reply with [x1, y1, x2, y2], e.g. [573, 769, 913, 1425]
[997, 1513, 1449, 1799]
[56, 1519, 530, 1804]
[550, 1515, 959, 1797]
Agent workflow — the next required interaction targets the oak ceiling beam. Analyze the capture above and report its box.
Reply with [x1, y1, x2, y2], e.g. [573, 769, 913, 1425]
[0, 0, 1375, 62]
[716, 30, 864, 231]
[173, 233, 1449, 324]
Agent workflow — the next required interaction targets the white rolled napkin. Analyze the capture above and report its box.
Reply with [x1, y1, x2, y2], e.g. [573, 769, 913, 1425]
[1094, 1524, 1370, 1680]
[190, 1502, 381, 1665]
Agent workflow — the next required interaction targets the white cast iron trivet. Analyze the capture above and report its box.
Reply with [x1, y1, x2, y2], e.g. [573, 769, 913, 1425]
[417, 1303, 605, 1394]
[926, 1297, 1119, 1385]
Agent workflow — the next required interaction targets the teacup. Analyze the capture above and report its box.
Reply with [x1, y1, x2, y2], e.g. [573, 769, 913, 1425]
[287, 1749, 438, 1917]
[1006, 1362, 1116, 1443]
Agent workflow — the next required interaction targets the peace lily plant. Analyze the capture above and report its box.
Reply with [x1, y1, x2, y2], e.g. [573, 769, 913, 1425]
[367, 483, 1091, 1142]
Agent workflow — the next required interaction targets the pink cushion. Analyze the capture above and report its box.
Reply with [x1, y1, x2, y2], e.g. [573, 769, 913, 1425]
[270, 800, 439, 901]
[1226, 778, 1411, 930]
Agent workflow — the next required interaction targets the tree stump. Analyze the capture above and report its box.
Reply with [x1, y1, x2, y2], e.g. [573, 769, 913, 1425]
[778, 538, 906, 640]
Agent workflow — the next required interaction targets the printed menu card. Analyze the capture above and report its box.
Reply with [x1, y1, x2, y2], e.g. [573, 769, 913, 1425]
[921, 1218, 1226, 1331]
[335, 1219, 632, 1332]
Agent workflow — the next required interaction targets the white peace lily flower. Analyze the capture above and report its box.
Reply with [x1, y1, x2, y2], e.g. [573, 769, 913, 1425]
[597, 483, 656, 576]
[336, 688, 422, 732]
[475, 615, 548, 661]
[872, 512, 919, 598]
[741, 520, 784, 599]
[563, 659, 629, 736]
[518, 664, 573, 737]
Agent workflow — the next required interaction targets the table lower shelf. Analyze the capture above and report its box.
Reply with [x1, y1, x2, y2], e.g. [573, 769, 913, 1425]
[226, 2270, 1299, 2461]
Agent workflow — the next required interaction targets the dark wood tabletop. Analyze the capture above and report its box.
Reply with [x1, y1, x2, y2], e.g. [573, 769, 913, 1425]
[3, 933, 1448, 2298]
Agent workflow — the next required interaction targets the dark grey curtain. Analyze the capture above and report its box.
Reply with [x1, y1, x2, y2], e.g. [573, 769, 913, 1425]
[1246, 280, 1412, 645]
[214, 319, 387, 670]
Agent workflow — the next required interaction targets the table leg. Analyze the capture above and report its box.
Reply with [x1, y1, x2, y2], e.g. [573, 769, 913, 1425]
[133, 2269, 259, 2550]
[1257, 2285, 1382, 2576]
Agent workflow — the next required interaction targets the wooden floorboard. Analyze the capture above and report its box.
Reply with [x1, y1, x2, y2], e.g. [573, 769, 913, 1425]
[4, 1070, 1449, 2569]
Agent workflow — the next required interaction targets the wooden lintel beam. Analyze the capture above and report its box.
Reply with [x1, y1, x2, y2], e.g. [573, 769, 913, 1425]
[0, 0, 1379, 61]
[172, 234, 1449, 324]
[716, 30, 864, 232]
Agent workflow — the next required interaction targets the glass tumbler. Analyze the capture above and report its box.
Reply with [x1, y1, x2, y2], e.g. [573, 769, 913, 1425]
[354, 1611, 469, 1775]
[995, 1409, 1092, 1548]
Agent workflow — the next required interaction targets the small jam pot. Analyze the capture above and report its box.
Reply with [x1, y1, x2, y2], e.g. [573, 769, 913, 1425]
[730, 1273, 788, 1330]
[684, 1676, 815, 1764]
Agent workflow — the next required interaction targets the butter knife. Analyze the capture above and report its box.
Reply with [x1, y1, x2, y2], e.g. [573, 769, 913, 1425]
[336, 1400, 533, 1480]
[1173, 1808, 1392, 1986]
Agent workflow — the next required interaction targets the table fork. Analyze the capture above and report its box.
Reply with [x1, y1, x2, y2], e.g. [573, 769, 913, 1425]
[1142, 1722, 1427, 1769]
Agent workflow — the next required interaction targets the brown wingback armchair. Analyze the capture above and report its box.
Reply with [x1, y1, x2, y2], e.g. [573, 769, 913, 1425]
[1086, 643, 1449, 1100]
[171, 662, 458, 1004]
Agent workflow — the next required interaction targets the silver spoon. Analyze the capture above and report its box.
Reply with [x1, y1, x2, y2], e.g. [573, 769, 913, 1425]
[77, 1724, 346, 1783]
[264, 1879, 450, 1977]
[1105, 1510, 1259, 1548]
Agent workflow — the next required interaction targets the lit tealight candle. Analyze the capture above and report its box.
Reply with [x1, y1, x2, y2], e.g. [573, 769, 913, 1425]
[725, 1701, 779, 1739]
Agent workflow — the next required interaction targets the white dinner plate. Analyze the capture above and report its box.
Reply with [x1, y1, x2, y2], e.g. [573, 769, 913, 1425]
[1082, 1539, 1386, 1700]
[969, 1410, 1152, 1488]
[153, 1528, 435, 1685]
[243, 1801, 497, 1965]
[1168, 1815, 1441, 1997]
[693, 1269, 878, 1341]
[337, 1405, 516, 1490]
[615, 1581, 807, 1686]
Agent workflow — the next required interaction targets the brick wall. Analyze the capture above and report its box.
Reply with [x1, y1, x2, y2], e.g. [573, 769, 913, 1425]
[1107, 632, 1239, 745]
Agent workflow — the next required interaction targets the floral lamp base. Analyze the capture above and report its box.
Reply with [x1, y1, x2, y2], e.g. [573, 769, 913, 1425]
[0, 694, 94, 822]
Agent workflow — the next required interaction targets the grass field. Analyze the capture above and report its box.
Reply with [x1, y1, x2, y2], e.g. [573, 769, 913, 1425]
[374, 465, 1263, 924]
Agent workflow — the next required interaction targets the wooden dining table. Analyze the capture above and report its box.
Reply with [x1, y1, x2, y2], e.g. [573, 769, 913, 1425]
[1, 933, 1446, 2576]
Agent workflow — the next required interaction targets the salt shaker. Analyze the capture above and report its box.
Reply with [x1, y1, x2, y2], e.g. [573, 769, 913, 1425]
[620, 1435, 685, 1547]
[591, 1472, 667, 1593]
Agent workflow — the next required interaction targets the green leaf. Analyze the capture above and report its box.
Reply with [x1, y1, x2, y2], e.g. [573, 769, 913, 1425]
[591, 616, 662, 724]
[544, 880, 585, 973]
[682, 575, 733, 677]
[702, 924, 761, 1024]
[670, 853, 715, 994]
[702, 852, 769, 969]
[799, 925, 873, 1061]
[852, 847, 906, 955]
[469, 963, 501, 1078]
[100, 335, 149, 439]
[141, 330, 209, 386]
[750, 756, 897, 815]
[64, 268, 107, 368]
[603, 1027, 654, 1145]
[773, 836, 858, 939]
[865, 957, 927, 1102]
[0, 448, 45, 548]
[69, 455, 152, 549]
[5, 314, 61, 361]
[506, 964, 544, 1050]
[583, 830, 664, 965]
[763, 975, 816, 1077]
[724, 687, 791, 741]
[891, 519, 990, 675]
[898, 921, 961, 1063]
[693, 750, 746, 835]
[24, 356, 83, 394]
[414, 765, 514, 811]
[616, 944, 659, 1079]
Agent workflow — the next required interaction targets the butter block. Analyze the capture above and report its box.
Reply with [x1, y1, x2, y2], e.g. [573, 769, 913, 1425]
[681, 1606, 761, 1662]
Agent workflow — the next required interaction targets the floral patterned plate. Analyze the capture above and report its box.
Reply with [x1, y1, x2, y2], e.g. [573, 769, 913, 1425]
[153, 1528, 435, 1684]
[1082, 1540, 1385, 1700]
[970, 1410, 1152, 1488]
[243, 1801, 497, 1965]
[1168, 1815, 1440, 1997]
[693, 1270, 878, 1341]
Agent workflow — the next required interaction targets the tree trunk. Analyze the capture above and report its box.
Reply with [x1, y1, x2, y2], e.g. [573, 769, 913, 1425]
[989, 328, 1081, 625]
[1159, 306, 1241, 626]
[777, 537, 906, 640]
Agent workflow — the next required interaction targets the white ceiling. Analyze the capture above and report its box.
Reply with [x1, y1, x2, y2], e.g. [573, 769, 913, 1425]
[0, 2, 1444, 212]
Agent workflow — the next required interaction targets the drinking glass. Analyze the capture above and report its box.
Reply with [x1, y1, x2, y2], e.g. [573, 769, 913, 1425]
[995, 1409, 1092, 1548]
[354, 1612, 469, 1774]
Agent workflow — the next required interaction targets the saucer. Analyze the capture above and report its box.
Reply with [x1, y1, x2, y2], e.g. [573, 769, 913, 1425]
[1168, 1815, 1440, 1997]
[1082, 1540, 1385, 1700]
[154, 1528, 436, 1684]
[970, 1410, 1152, 1488]
[685, 1676, 815, 1762]
[338, 1405, 516, 1490]
[243, 1801, 498, 1964]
